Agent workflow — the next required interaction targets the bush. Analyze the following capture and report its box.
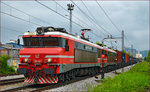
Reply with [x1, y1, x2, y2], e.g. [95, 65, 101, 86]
[146, 51, 150, 62]
[0, 55, 16, 74]
[90, 62, 150, 92]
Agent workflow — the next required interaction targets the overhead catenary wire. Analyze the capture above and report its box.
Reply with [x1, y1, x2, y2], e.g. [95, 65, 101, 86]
[36, 0, 103, 39]
[81, 0, 112, 35]
[36, 0, 111, 43]
[2, 1, 120, 46]
[70, 0, 114, 45]
[96, 0, 121, 33]
[35, 0, 85, 29]
[53, 0, 113, 45]
[0, 26, 24, 42]
[0, 26, 24, 34]
[36, 0, 112, 44]
[1, 2, 54, 27]
[70, 0, 108, 36]
[0, 11, 42, 26]
[124, 35, 132, 45]
[3, 1, 107, 40]
[2, 1, 103, 42]
[96, 1, 134, 49]
[53, 0, 103, 39]
[53, 0, 87, 27]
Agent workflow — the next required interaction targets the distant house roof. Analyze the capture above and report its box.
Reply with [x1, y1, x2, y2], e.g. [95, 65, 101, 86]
[0, 46, 5, 50]
[6, 43, 23, 49]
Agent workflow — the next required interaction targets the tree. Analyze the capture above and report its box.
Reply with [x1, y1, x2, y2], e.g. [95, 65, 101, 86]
[96, 41, 101, 45]
[0, 55, 16, 74]
[146, 51, 150, 62]
[96, 41, 106, 47]
[123, 50, 127, 54]
[144, 57, 147, 61]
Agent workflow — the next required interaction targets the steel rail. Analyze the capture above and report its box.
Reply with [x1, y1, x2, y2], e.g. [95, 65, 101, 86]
[0, 77, 24, 86]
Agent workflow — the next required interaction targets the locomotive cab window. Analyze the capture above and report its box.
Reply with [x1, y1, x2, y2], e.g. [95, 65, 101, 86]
[23, 37, 40, 46]
[65, 39, 69, 51]
[23, 37, 62, 47]
[43, 37, 59, 46]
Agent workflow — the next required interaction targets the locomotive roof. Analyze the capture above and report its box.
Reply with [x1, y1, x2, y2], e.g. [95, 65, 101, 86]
[24, 31, 116, 53]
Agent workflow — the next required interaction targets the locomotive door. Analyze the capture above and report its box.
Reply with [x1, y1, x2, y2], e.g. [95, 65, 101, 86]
[122, 53, 125, 63]
[129, 56, 132, 64]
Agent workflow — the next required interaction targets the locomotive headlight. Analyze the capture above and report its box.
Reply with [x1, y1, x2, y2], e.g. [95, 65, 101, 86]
[24, 58, 29, 62]
[47, 58, 52, 63]
[36, 27, 44, 35]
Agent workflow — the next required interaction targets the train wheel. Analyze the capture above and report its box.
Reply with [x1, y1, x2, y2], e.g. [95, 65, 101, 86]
[71, 70, 75, 79]
[58, 74, 65, 83]
[92, 68, 96, 75]
[65, 72, 70, 81]
[61, 74, 65, 82]
[88, 68, 92, 75]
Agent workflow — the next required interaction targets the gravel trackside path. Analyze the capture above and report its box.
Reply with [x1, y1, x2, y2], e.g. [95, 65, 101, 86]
[43, 65, 134, 92]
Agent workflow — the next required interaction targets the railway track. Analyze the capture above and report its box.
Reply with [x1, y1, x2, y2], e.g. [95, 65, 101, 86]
[30, 74, 97, 92]
[0, 77, 24, 86]
[3, 74, 97, 92]
[0, 74, 20, 77]
[1, 75, 95, 92]
[1, 64, 136, 92]
[1, 73, 120, 91]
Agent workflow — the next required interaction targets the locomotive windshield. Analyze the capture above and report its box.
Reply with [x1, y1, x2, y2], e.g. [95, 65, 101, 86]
[23, 37, 63, 47]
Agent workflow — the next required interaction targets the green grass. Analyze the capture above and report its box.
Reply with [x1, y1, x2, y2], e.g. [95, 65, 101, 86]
[89, 62, 150, 92]
[0, 55, 17, 75]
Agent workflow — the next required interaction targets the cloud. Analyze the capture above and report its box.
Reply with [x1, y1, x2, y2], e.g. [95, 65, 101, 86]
[1, 1, 149, 51]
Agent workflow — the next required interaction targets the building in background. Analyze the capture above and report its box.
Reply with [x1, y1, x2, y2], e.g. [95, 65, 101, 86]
[0, 40, 23, 57]
[140, 50, 149, 58]
[0, 46, 8, 55]
[136, 53, 142, 58]
[0, 40, 23, 69]
[124, 48, 138, 57]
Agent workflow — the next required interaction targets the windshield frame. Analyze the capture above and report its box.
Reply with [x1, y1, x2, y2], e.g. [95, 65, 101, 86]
[23, 36, 65, 48]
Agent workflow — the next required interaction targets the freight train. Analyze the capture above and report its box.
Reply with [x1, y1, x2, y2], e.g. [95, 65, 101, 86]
[17, 26, 141, 84]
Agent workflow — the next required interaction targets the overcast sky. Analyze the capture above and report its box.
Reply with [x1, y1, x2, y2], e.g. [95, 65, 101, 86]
[1, 1, 149, 51]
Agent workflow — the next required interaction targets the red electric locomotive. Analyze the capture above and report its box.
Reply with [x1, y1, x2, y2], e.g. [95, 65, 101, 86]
[17, 26, 133, 84]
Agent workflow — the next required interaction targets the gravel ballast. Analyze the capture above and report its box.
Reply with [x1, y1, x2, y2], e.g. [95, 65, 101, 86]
[44, 65, 134, 92]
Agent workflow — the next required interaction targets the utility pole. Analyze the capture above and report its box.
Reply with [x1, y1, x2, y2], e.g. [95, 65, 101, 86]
[131, 44, 133, 64]
[102, 31, 125, 72]
[131, 44, 133, 56]
[67, 4, 74, 34]
[122, 31, 124, 52]
[122, 30, 124, 72]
